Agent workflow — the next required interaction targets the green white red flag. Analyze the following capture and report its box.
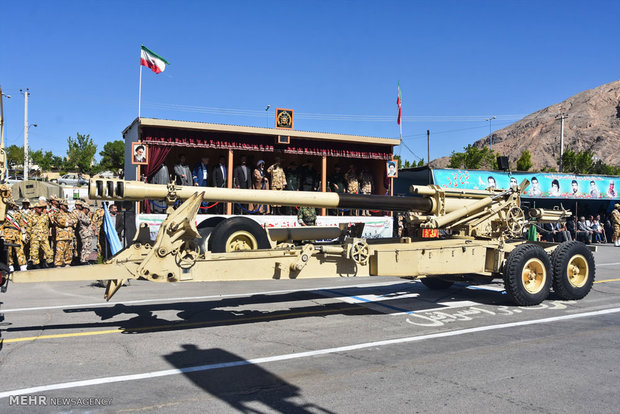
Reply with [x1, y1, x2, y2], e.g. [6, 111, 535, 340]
[396, 82, 402, 125]
[140, 46, 169, 74]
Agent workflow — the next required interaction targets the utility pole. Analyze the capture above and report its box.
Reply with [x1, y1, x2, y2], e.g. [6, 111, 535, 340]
[427, 129, 431, 183]
[556, 113, 568, 172]
[21, 89, 30, 181]
[485, 116, 496, 150]
[0, 86, 9, 182]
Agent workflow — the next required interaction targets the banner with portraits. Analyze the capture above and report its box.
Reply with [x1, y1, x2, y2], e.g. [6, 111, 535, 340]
[432, 169, 618, 200]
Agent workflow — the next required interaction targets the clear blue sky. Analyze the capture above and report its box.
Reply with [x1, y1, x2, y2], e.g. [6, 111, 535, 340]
[1, 1, 619, 163]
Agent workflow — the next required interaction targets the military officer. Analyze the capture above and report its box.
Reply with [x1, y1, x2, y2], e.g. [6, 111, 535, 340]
[344, 164, 360, 215]
[267, 157, 287, 215]
[74, 201, 96, 264]
[297, 206, 317, 226]
[284, 162, 300, 215]
[359, 168, 374, 216]
[54, 199, 75, 267]
[611, 203, 620, 247]
[1, 198, 28, 271]
[329, 165, 346, 216]
[92, 205, 105, 258]
[28, 202, 54, 268]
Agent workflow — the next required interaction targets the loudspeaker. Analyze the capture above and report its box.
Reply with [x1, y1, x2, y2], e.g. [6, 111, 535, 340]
[497, 156, 509, 170]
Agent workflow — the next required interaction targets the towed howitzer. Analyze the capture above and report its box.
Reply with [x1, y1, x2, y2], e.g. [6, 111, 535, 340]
[4, 178, 595, 307]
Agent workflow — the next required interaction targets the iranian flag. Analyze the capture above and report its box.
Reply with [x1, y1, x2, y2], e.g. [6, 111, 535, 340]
[396, 82, 402, 125]
[140, 46, 169, 74]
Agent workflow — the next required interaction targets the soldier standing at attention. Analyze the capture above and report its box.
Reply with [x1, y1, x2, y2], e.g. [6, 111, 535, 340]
[92, 205, 105, 257]
[267, 157, 287, 215]
[20, 199, 32, 259]
[27, 202, 54, 268]
[284, 162, 300, 215]
[344, 164, 360, 215]
[359, 168, 374, 216]
[251, 160, 270, 214]
[1, 198, 28, 271]
[47, 195, 60, 251]
[54, 199, 75, 267]
[297, 206, 317, 226]
[329, 165, 346, 216]
[74, 201, 95, 264]
[611, 203, 620, 247]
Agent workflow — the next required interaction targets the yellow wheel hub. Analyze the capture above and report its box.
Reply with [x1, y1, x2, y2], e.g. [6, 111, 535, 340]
[567, 254, 588, 288]
[522, 258, 546, 294]
[225, 231, 258, 252]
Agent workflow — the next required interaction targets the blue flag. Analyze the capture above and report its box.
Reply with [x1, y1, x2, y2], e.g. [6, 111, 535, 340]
[103, 203, 122, 255]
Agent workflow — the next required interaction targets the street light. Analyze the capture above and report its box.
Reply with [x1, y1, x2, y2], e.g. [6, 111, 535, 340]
[485, 116, 496, 150]
[265, 105, 271, 128]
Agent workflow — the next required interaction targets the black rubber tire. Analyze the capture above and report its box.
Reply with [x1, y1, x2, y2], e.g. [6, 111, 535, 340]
[196, 217, 227, 230]
[209, 217, 271, 253]
[551, 241, 595, 300]
[503, 243, 552, 306]
[420, 277, 454, 290]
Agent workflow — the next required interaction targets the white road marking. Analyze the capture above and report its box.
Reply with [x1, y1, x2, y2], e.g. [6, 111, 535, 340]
[0, 306, 618, 399]
[0, 280, 414, 313]
[596, 262, 620, 267]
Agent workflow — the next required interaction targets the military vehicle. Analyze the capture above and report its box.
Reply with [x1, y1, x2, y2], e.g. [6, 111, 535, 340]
[0, 176, 595, 307]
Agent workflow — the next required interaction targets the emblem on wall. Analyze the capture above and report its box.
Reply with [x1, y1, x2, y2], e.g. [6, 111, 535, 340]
[275, 108, 294, 129]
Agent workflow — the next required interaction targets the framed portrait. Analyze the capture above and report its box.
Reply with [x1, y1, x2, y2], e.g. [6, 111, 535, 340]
[132, 142, 148, 165]
[386, 159, 398, 178]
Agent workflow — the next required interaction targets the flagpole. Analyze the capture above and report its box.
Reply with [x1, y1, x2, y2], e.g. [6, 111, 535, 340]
[138, 64, 143, 118]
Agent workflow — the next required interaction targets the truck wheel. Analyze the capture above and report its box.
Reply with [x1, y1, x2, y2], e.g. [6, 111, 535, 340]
[420, 277, 454, 290]
[503, 244, 552, 306]
[209, 217, 271, 253]
[551, 241, 595, 300]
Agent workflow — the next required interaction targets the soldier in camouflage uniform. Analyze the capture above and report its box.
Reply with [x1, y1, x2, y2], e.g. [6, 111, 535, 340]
[74, 201, 96, 264]
[69, 202, 80, 260]
[359, 168, 374, 216]
[1, 198, 28, 271]
[54, 199, 75, 267]
[92, 206, 105, 257]
[297, 206, 317, 226]
[284, 162, 300, 215]
[344, 164, 360, 215]
[267, 157, 287, 215]
[612, 203, 620, 247]
[20, 199, 33, 259]
[27, 202, 54, 268]
[47, 196, 60, 251]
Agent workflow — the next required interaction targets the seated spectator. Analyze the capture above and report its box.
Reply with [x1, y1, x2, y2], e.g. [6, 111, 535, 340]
[565, 217, 577, 241]
[576, 216, 593, 244]
[591, 218, 604, 243]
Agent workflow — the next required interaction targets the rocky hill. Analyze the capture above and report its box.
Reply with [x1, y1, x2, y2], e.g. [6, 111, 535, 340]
[432, 79, 620, 170]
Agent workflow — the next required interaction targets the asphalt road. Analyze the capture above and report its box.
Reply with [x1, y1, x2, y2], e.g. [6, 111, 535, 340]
[0, 245, 618, 413]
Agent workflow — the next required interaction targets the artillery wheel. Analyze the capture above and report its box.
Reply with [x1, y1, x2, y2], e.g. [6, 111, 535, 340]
[551, 241, 595, 300]
[209, 217, 271, 253]
[503, 244, 552, 306]
[420, 277, 454, 290]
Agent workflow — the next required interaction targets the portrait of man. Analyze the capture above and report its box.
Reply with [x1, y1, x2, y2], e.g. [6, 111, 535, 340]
[549, 179, 561, 196]
[571, 180, 579, 196]
[529, 176, 542, 196]
[387, 160, 398, 178]
[590, 180, 600, 198]
[509, 177, 518, 189]
[608, 180, 616, 197]
[132, 143, 148, 165]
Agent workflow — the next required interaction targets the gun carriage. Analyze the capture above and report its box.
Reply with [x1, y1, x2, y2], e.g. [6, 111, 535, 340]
[0, 178, 595, 306]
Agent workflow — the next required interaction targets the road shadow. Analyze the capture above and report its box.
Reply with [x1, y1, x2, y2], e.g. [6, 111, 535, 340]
[163, 345, 335, 413]
[3, 281, 511, 336]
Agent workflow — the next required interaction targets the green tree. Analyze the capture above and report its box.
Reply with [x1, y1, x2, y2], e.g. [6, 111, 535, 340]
[561, 147, 595, 174]
[66, 133, 97, 174]
[416, 159, 425, 167]
[448, 145, 497, 169]
[31, 149, 63, 171]
[6, 145, 24, 167]
[516, 150, 533, 171]
[98, 140, 125, 171]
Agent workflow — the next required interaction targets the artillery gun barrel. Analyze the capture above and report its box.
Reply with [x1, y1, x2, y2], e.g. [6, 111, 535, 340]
[89, 179, 434, 212]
